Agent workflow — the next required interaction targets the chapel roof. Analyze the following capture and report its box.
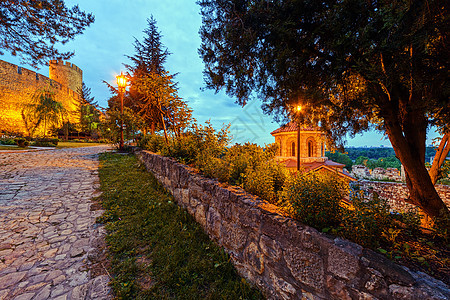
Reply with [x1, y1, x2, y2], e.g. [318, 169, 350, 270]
[270, 122, 319, 135]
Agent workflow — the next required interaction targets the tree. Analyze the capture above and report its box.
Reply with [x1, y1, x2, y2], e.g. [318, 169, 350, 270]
[326, 151, 353, 170]
[125, 17, 171, 133]
[78, 83, 101, 135]
[0, 0, 94, 67]
[124, 16, 193, 139]
[134, 72, 192, 143]
[198, 0, 449, 219]
[23, 88, 67, 137]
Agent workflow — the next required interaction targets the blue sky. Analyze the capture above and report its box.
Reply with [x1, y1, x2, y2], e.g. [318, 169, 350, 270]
[1, 0, 440, 147]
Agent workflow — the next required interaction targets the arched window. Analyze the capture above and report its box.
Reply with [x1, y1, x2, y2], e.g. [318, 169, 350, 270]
[308, 140, 314, 157]
[291, 142, 296, 157]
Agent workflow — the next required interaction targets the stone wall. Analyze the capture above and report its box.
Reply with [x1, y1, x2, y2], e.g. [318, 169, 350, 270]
[354, 180, 450, 213]
[0, 59, 81, 135]
[137, 150, 449, 300]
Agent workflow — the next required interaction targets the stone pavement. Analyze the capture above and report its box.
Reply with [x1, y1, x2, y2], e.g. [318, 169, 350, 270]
[0, 146, 112, 300]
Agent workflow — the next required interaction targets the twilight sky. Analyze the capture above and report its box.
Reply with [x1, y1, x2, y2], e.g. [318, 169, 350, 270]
[1, 0, 440, 147]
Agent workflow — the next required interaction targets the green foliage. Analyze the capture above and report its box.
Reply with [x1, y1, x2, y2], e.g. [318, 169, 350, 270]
[23, 88, 68, 138]
[325, 151, 353, 170]
[0, 138, 16, 145]
[355, 155, 401, 170]
[137, 134, 166, 153]
[243, 161, 286, 204]
[0, 1, 94, 67]
[98, 153, 263, 299]
[15, 138, 29, 148]
[103, 107, 144, 148]
[32, 138, 59, 147]
[280, 172, 345, 229]
[436, 160, 450, 185]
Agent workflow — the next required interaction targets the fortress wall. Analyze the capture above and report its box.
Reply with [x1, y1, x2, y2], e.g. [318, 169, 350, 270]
[0, 60, 81, 135]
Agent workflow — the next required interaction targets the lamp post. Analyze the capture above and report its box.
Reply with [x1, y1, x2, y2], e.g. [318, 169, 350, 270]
[116, 72, 127, 151]
[296, 105, 302, 171]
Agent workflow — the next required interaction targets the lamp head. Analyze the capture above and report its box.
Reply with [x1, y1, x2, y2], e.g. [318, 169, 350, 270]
[116, 72, 127, 89]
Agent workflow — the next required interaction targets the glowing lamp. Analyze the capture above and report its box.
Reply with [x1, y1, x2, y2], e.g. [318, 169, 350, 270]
[116, 72, 127, 89]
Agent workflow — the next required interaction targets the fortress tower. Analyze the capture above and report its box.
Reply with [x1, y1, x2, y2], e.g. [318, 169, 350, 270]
[49, 60, 83, 95]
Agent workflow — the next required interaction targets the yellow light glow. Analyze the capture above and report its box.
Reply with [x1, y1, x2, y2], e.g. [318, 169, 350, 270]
[116, 72, 127, 88]
[296, 105, 302, 112]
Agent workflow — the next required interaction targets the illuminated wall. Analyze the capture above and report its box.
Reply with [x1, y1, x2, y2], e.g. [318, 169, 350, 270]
[0, 59, 82, 136]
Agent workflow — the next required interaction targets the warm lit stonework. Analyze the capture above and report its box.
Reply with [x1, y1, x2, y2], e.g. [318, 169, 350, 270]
[271, 122, 355, 181]
[0, 59, 82, 135]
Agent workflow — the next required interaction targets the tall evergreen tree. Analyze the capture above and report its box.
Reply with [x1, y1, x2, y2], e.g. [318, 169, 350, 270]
[124, 16, 192, 137]
[125, 17, 171, 133]
[78, 83, 100, 134]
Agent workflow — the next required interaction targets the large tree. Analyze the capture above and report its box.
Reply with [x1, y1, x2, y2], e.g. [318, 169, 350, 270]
[124, 16, 192, 137]
[0, 0, 94, 67]
[198, 0, 449, 219]
[124, 17, 170, 133]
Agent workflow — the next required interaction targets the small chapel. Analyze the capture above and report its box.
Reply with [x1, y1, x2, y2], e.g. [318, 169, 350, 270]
[271, 122, 355, 181]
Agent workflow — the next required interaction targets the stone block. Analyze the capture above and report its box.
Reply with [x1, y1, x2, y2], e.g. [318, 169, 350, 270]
[259, 234, 282, 262]
[362, 249, 414, 286]
[285, 247, 325, 292]
[327, 238, 362, 281]
[244, 241, 264, 275]
[325, 275, 352, 300]
[194, 204, 207, 228]
[206, 206, 222, 240]
[221, 221, 248, 251]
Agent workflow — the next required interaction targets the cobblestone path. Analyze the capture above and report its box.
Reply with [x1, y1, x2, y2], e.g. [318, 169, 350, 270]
[0, 146, 112, 300]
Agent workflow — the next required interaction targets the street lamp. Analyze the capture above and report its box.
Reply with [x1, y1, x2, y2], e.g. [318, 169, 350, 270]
[116, 72, 127, 151]
[296, 105, 302, 171]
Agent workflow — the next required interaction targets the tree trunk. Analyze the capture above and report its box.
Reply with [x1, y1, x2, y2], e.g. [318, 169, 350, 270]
[429, 132, 450, 185]
[156, 99, 169, 144]
[383, 107, 449, 219]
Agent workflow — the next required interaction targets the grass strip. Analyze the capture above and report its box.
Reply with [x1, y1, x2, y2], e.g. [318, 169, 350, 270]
[97, 152, 263, 300]
[57, 142, 106, 148]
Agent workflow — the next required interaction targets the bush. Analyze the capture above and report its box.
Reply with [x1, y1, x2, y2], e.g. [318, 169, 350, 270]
[341, 192, 393, 248]
[243, 161, 286, 204]
[138, 134, 167, 154]
[0, 138, 16, 145]
[280, 172, 345, 229]
[15, 138, 29, 148]
[33, 138, 58, 147]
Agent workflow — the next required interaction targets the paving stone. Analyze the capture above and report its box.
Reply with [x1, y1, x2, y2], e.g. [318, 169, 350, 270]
[33, 285, 51, 300]
[0, 146, 111, 299]
[12, 292, 35, 300]
[0, 271, 27, 288]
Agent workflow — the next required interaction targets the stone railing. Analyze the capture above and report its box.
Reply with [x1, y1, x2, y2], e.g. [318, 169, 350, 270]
[136, 150, 449, 300]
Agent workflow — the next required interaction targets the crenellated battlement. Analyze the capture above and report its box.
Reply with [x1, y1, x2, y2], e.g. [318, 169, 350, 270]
[49, 59, 83, 75]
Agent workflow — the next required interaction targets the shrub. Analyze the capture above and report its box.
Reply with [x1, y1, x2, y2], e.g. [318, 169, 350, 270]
[138, 134, 166, 153]
[280, 172, 345, 229]
[243, 161, 287, 204]
[33, 138, 58, 147]
[15, 138, 29, 148]
[0, 138, 16, 145]
[341, 192, 393, 248]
